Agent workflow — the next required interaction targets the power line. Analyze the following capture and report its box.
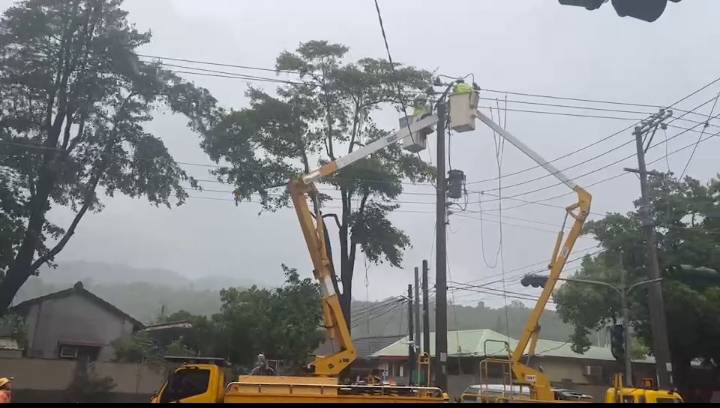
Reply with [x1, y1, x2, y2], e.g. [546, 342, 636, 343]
[144, 61, 304, 85]
[477, 105, 642, 121]
[137, 53, 300, 75]
[468, 94, 720, 194]
[678, 90, 720, 180]
[472, 110, 720, 204]
[457, 246, 603, 288]
[454, 211, 558, 235]
[466, 76, 720, 186]
[490, 121, 720, 212]
[469, 191, 610, 217]
[480, 75, 720, 117]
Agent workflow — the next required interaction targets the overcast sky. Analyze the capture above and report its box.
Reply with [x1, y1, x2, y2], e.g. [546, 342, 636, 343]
[6, 0, 720, 306]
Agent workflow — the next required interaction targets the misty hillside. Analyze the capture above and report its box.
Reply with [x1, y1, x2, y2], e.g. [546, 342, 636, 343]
[15, 261, 593, 345]
[349, 299, 594, 345]
[37, 260, 259, 291]
[13, 260, 264, 323]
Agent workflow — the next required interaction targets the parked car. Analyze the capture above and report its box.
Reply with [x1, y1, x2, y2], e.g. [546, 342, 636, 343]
[553, 388, 594, 401]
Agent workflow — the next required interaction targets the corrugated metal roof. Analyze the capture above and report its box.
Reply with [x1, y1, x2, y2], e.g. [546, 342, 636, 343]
[370, 329, 655, 364]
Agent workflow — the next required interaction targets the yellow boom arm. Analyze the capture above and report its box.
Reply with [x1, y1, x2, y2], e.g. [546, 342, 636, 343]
[290, 114, 440, 377]
[475, 109, 592, 400]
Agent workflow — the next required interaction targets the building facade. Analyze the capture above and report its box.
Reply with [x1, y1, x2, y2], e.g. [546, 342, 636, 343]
[368, 329, 657, 400]
[9, 281, 144, 362]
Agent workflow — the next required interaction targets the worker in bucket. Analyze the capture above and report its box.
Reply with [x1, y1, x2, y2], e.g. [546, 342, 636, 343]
[411, 95, 434, 136]
[453, 80, 473, 95]
[0, 377, 13, 403]
[250, 353, 276, 376]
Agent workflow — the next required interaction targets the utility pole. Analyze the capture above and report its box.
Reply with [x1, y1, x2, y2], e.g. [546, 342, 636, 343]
[434, 98, 448, 392]
[422, 260, 430, 356]
[414, 267, 421, 383]
[407, 284, 415, 385]
[628, 109, 673, 389]
[619, 252, 633, 387]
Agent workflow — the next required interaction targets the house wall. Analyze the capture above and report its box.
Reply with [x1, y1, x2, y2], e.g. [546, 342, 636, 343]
[0, 358, 166, 402]
[23, 294, 136, 361]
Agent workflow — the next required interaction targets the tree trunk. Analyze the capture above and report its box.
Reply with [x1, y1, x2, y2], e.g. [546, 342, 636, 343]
[0, 171, 54, 314]
[338, 220, 352, 329]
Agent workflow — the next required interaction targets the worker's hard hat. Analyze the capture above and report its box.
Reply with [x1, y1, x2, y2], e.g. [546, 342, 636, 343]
[0, 378, 13, 388]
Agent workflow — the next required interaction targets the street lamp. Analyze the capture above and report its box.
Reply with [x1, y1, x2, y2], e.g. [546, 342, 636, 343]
[522, 272, 662, 386]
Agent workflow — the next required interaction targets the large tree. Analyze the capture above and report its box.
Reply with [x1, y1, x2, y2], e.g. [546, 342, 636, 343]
[554, 174, 720, 396]
[0, 0, 217, 313]
[213, 265, 323, 371]
[200, 41, 434, 326]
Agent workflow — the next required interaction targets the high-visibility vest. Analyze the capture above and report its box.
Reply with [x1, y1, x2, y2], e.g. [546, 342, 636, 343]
[453, 82, 473, 94]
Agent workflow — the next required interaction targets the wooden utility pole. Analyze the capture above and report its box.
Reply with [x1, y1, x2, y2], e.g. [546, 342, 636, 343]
[627, 108, 674, 389]
[407, 284, 415, 385]
[414, 267, 421, 384]
[434, 97, 448, 391]
[422, 260, 430, 358]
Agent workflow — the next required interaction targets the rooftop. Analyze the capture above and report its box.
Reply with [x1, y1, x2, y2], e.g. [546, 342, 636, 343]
[371, 329, 655, 364]
[9, 281, 144, 330]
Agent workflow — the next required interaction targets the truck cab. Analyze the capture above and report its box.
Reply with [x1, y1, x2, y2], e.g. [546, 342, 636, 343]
[151, 357, 228, 403]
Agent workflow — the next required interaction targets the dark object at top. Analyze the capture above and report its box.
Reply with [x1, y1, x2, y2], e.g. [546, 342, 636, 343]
[558, 0, 681, 22]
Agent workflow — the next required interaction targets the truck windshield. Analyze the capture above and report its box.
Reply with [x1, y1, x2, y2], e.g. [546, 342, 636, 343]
[160, 369, 210, 403]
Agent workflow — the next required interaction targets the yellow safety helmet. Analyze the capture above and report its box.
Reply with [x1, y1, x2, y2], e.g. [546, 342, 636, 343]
[0, 377, 12, 388]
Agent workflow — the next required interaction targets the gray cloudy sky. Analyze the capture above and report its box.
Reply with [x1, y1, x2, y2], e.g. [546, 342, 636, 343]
[8, 0, 720, 306]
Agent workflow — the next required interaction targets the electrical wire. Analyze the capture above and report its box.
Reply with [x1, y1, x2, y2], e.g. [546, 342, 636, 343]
[480, 75, 720, 117]
[467, 95, 720, 195]
[143, 61, 303, 84]
[488, 121, 720, 212]
[371, 0, 425, 166]
[137, 53, 301, 74]
[472, 110, 720, 204]
[465, 76, 720, 186]
[678, 90, 720, 180]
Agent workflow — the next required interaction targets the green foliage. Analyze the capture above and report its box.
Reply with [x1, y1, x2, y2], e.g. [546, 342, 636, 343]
[213, 265, 323, 369]
[554, 174, 720, 382]
[112, 332, 158, 364]
[0, 0, 217, 312]
[0, 312, 26, 350]
[112, 265, 322, 372]
[350, 298, 576, 343]
[199, 40, 434, 324]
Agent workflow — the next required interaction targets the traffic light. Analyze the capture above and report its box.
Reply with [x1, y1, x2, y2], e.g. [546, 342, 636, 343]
[558, 0, 681, 22]
[520, 274, 549, 288]
[610, 324, 625, 361]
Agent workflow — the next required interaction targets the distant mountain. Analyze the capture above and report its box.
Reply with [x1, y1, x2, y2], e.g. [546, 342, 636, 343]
[36, 260, 259, 290]
[38, 260, 190, 288]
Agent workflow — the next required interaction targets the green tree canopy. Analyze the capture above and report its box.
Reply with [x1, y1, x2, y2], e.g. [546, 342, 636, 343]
[114, 265, 323, 373]
[213, 265, 323, 370]
[554, 174, 720, 392]
[199, 40, 434, 325]
[0, 0, 218, 313]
